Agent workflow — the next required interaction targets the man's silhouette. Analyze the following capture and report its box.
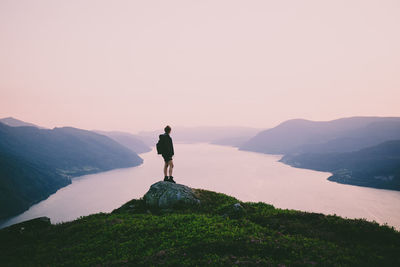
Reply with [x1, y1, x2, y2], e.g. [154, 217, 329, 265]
[159, 125, 175, 183]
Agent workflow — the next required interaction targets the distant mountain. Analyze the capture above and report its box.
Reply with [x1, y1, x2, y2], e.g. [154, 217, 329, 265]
[94, 130, 151, 154]
[0, 117, 43, 128]
[0, 122, 143, 219]
[138, 126, 263, 147]
[281, 140, 400, 191]
[210, 136, 258, 147]
[240, 117, 400, 154]
[297, 120, 400, 154]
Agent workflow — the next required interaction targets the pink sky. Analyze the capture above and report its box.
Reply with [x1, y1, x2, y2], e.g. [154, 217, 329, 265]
[1, 0, 399, 133]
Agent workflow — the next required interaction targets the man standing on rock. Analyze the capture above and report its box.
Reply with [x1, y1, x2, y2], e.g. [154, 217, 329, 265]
[157, 125, 175, 183]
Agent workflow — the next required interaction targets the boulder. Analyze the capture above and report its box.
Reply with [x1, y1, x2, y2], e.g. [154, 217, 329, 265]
[144, 181, 200, 208]
[220, 203, 246, 219]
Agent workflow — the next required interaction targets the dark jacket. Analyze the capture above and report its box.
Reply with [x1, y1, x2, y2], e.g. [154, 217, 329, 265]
[159, 133, 174, 157]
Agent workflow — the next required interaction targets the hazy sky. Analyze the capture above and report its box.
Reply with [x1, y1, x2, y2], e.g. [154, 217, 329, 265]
[1, 0, 399, 133]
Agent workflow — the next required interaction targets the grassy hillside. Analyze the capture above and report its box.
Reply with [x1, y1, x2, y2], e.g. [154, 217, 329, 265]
[1, 189, 399, 266]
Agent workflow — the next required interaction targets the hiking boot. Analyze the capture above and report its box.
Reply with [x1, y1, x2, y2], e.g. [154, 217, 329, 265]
[164, 176, 169, 182]
[169, 176, 176, 183]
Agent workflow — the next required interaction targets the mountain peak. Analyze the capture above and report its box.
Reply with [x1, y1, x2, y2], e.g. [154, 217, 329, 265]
[0, 117, 42, 128]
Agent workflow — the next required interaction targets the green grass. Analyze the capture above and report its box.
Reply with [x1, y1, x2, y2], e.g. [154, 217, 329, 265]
[1, 189, 399, 266]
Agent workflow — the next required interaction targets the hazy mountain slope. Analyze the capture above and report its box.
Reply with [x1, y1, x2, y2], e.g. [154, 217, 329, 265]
[281, 140, 400, 190]
[94, 130, 151, 154]
[0, 152, 70, 220]
[297, 120, 400, 153]
[138, 126, 263, 147]
[0, 122, 143, 219]
[0, 117, 42, 128]
[240, 117, 400, 154]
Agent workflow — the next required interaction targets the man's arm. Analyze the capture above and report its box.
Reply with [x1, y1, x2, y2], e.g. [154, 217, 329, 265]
[171, 138, 174, 156]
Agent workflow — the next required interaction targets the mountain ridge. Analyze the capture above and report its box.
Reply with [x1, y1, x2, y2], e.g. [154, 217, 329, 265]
[281, 140, 400, 190]
[0, 117, 44, 128]
[94, 130, 151, 154]
[0, 122, 143, 219]
[240, 116, 400, 154]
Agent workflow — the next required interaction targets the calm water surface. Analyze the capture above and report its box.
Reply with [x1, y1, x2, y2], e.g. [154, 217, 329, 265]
[2, 143, 400, 229]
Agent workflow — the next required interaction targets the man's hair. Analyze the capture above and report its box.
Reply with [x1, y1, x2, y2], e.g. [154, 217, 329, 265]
[164, 125, 171, 134]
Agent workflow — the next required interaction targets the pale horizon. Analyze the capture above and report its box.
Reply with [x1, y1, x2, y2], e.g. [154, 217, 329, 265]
[1, 0, 399, 133]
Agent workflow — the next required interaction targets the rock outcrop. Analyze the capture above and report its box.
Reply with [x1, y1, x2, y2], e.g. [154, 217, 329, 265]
[144, 181, 200, 208]
[220, 203, 246, 219]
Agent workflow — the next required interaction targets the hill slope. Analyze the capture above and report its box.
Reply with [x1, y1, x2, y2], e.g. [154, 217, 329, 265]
[0, 117, 43, 128]
[0, 123, 143, 219]
[94, 130, 151, 154]
[1, 187, 399, 266]
[297, 120, 400, 154]
[281, 140, 400, 190]
[240, 117, 400, 154]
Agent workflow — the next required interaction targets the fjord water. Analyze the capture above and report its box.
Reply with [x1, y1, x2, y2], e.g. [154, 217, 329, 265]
[2, 143, 400, 229]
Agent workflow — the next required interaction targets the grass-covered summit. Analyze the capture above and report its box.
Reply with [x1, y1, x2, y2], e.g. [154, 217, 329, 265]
[1, 183, 399, 266]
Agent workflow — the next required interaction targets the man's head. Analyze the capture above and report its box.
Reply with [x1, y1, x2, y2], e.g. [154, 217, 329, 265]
[164, 125, 171, 134]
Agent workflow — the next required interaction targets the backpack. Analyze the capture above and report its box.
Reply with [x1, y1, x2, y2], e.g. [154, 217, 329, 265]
[156, 136, 164, 154]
